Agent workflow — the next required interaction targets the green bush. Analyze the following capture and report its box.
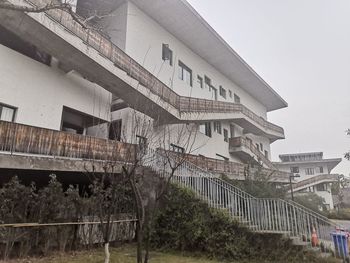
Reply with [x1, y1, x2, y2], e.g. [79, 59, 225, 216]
[151, 185, 336, 262]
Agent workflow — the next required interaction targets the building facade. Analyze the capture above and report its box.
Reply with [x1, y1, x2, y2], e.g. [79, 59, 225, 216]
[0, 0, 288, 181]
[275, 152, 342, 210]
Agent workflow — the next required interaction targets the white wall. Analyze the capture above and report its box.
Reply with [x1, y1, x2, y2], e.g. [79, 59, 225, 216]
[277, 162, 328, 181]
[0, 45, 111, 131]
[123, 1, 268, 119]
[99, 1, 128, 50]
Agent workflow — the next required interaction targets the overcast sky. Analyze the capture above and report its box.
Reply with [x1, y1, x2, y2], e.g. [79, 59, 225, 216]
[187, 0, 350, 175]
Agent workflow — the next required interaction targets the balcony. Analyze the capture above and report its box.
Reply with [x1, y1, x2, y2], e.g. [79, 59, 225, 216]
[0, 0, 284, 141]
[229, 137, 275, 170]
[291, 174, 339, 192]
[0, 120, 136, 172]
[183, 153, 290, 183]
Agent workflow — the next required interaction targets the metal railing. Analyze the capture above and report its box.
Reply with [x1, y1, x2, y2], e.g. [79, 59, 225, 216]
[292, 174, 339, 191]
[229, 136, 275, 169]
[144, 149, 340, 246]
[16, 0, 284, 136]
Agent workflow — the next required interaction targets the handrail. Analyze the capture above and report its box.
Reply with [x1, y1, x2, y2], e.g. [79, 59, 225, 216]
[144, 148, 342, 245]
[18, 0, 284, 136]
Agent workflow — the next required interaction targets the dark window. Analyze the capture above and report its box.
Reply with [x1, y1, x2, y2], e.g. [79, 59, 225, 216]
[256, 143, 259, 150]
[211, 87, 218, 100]
[197, 76, 203, 89]
[213, 121, 222, 134]
[109, 119, 122, 141]
[229, 90, 233, 98]
[0, 103, 16, 122]
[200, 122, 212, 137]
[223, 128, 228, 142]
[170, 143, 185, 154]
[318, 166, 324, 173]
[316, 183, 327, 191]
[264, 150, 269, 159]
[290, 167, 299, 173]
[219, 86, 226, 99]
[204, 76, 211, 90]
[230, 124, 235, 138]
[162, 44, 173, 65]
[136, 135, 148, 153]
[234, 94, 241, 103]
[260, 143, 263, 151]
[178, 61, 192, 86]
[305, 168, 315, 175]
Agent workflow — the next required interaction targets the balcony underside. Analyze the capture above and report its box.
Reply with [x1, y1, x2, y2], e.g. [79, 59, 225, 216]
[229, 146, 260, 165]
[0, 2, 284, 140]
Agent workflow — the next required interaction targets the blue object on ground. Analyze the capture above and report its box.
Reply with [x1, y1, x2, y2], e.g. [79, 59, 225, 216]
[331, 231, 349, 259]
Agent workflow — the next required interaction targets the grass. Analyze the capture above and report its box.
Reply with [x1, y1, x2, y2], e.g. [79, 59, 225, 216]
[8, 244, 342, 263]
[12, 244, 222, 263]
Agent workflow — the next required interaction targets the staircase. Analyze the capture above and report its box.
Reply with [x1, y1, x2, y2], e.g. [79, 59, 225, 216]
[145, 149, 341, 250]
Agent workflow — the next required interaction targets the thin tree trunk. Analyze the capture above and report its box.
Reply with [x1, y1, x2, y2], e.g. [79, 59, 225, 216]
[136, 221, 143, 263]
[104, 242, 110, 263]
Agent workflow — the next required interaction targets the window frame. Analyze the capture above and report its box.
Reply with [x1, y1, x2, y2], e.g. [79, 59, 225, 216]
[162, 44, 173, 66]
[200, 122, 212, 137]
[234, 93, 241, 104]
[170, 143, 185, 154]
[219, 86, 227, 99]
[213, 121, 222, 134]
[197, 75, 203, 89]
[223, 128, 228, 142]
[290, 166, 299, 173]
[178, 60, 192, 86]
[305, 168, 315, 175]
[0, 103, 17, 122]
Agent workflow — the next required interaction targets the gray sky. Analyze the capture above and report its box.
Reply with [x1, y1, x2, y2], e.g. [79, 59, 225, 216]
[187, 0, 350, 175]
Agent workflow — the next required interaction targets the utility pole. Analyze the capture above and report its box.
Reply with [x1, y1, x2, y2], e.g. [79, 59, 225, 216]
[289, 174, 300, 201]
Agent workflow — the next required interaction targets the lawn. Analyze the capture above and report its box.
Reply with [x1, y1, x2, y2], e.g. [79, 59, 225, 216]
[9, 244, 341, 263]
[13, 245, 223, 263]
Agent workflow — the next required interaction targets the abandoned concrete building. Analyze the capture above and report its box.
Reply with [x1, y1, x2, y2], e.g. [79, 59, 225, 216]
[0, 0, 290, 183]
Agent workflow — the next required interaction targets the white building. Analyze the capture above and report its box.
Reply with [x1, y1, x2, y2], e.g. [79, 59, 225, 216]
[275, 152, 342, 210]
[0, 0, 289, 181]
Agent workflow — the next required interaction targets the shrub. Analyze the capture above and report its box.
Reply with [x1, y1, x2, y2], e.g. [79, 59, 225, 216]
[151, 184, 336, 262]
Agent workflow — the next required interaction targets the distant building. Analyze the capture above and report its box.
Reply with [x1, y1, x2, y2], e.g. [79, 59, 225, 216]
[275, 152, 342, 210]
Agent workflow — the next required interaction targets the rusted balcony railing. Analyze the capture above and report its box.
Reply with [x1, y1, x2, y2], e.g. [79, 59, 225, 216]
[293, 174, 339, 191]
[179, 97, 284, 134]
[0, 121, 136, 162]
[20, 0, 284, 137]
[181, 153, 290, 182]
[229, 136, 275, 170]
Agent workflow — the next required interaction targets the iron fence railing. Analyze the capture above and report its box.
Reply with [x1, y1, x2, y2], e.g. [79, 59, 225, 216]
[144, 148, 341, 248]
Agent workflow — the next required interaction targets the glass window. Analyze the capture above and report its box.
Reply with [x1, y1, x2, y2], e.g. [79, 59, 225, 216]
[213, 121, 222, 134]
[162, 44, 173, 65]
[0, 104, 16, 122]
[229, 90, 232, 98]
[170, 143, 184, 154]
[197, 76, 203, 89]
[305, 168, 315, 175]
[178, 61, 192, 86]
[234, 94, 241, 103]
[290, 167, 299, 173]
[204, 76, 211, 90]
[200, 122, 212, 137]
[223, 129, 228, 142]
[219, 86, 226, 99]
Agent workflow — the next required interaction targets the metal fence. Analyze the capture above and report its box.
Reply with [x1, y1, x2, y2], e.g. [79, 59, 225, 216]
[145, 148, 340, 248]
